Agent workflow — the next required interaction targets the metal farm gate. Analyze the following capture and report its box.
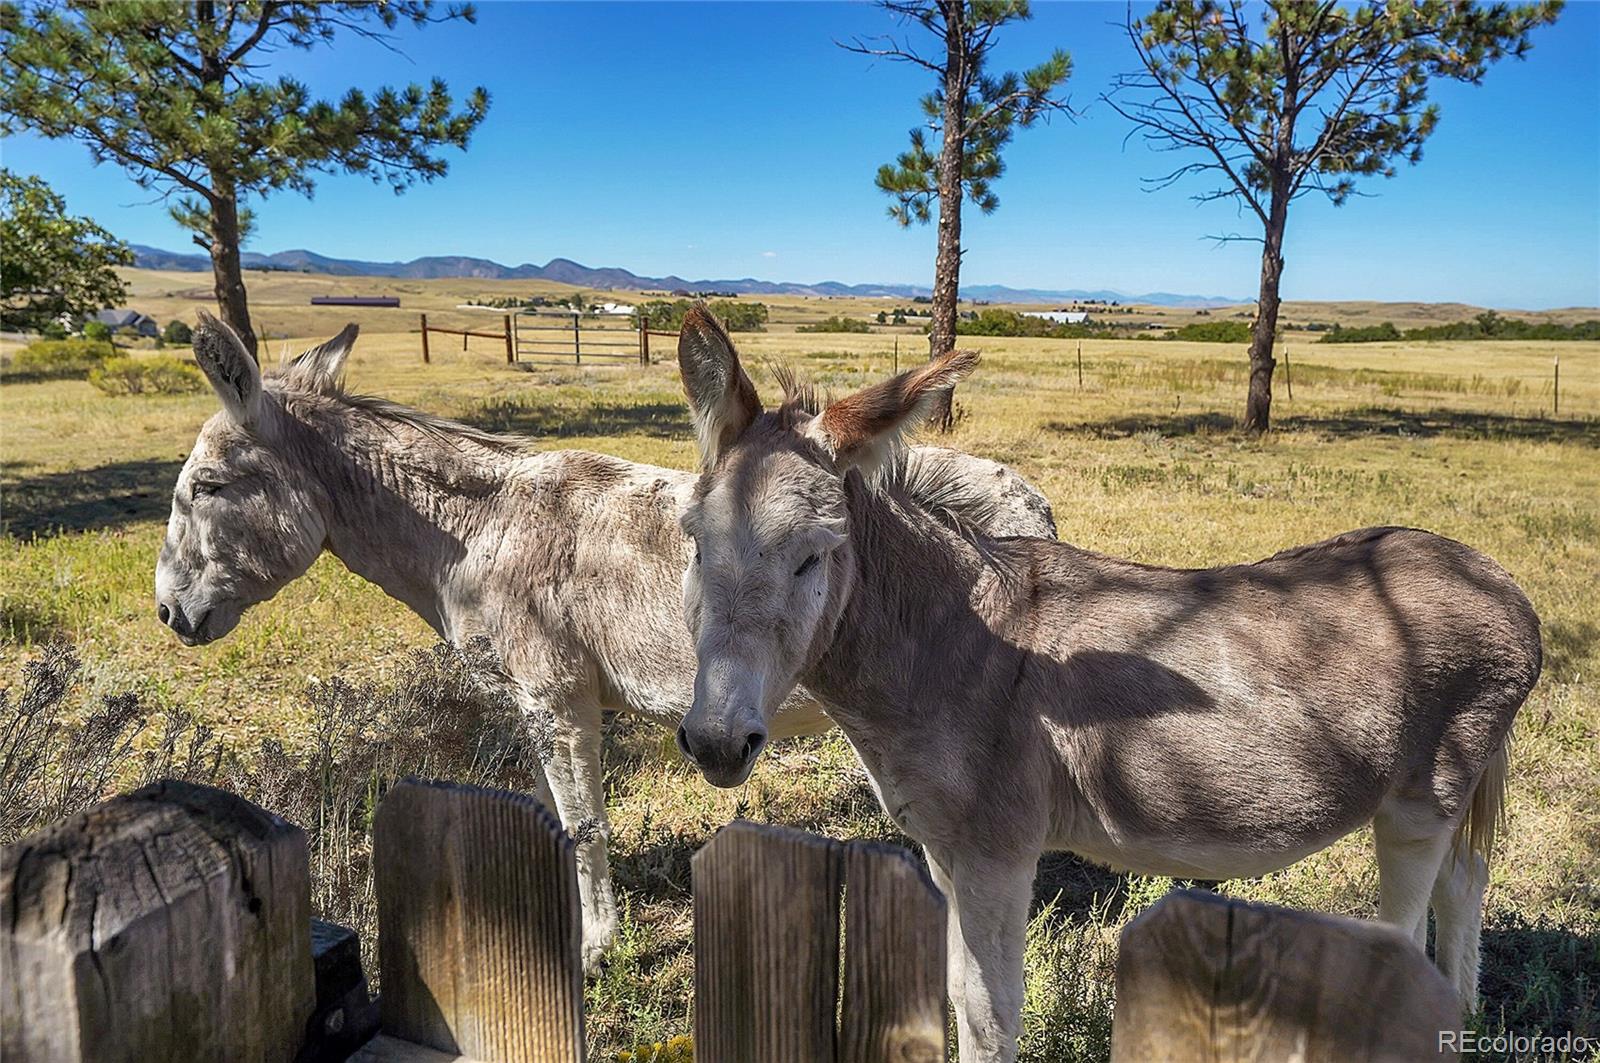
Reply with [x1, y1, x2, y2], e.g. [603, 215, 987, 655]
[513, 309, 647, 365]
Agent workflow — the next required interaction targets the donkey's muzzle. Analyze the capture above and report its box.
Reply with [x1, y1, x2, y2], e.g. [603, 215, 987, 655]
[158, 600, 205, 645]
[676, 720, 767, 788]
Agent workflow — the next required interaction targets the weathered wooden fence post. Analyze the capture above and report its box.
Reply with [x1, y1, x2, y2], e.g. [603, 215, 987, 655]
[639, 319, 649, 364]
[420, 313, 431, 364]
[1, 780, 315, 1063]
[1112, 889, 1459, 1062]
[694, 822, 845, 1063]
[692, 821, 948, 1063]
[838, 842, 947, 1063]
[572, 313, 581, 365]
[504, 314, 515, 365]
[367, 777, 583, 1063]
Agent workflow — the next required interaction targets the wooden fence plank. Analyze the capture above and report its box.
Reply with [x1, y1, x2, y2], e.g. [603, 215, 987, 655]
[692, 820, 844, 1063]
[373, 777, 583, 1063]
[838, 841, 947, 1063]
[1111, 889, 1460, 1063]
[0, 780, 314, 1063]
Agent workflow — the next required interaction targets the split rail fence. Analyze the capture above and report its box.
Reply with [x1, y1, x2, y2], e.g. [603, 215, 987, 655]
[417, 313, 673, 367]
[2, 778, 1459, 1062]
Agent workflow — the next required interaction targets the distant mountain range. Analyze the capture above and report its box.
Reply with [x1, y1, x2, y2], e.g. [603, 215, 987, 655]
[129, 244, 1246, 307]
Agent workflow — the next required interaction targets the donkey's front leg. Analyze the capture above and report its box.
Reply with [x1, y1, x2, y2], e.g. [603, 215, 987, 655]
[936, 849, 1035, 1062]
[530, 695, 619, 972]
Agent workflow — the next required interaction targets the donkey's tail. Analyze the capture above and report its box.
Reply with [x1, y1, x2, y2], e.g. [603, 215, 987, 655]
[1459, 731, 1512, 863]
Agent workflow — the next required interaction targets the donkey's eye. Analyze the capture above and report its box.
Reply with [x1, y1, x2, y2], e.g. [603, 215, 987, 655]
[795, 554, 820, 578]
[192, 479, 224, 498]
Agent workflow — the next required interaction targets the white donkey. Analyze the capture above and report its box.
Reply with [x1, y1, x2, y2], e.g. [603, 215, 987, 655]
[153, 311, 1056, 968]
[671, 307, 1539, 1061]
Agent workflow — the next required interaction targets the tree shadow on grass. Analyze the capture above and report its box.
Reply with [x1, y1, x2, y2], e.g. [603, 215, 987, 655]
[2, 458, 181, 539]
[1032, 851, 1142, 922]
[1478, 913, 1599, 1046]
[1545, 619, 1600, 683]
[1048, 406, 1599, 447]
[464, 399, 692, 441]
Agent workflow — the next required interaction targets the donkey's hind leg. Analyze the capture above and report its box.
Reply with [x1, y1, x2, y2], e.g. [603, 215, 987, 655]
[1372, 806, 1454, 950]
[1431, 846, 1488, 1012]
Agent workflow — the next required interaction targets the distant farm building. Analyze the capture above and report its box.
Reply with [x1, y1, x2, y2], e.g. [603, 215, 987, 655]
[310, 295, 400, 308]
[1022, 310, 1089, 325]
[594, 302, 635, 316]
[88, 308, 159, 337]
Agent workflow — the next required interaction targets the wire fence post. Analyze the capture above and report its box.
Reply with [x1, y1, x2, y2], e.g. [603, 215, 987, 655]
[419, 314, 430, 364]
[1554, 354, 1559, 416]
[573, 313, 581, 365]
[1077, 340, 1084, 390]
[1283, 345, 1293, 402]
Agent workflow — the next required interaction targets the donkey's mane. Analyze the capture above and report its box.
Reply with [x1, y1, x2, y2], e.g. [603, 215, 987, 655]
[769, 362, 1023, 579]
[268, 371, 530, 456]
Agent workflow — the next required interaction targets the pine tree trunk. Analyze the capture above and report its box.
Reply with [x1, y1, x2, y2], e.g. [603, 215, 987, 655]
[1244, 191, 1288, 433]
[926, 0, 968, 432]
[207, 181, 258, 359]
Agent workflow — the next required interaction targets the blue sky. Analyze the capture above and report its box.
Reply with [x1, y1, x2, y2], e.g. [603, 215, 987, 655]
[5, 2, 1597, 308]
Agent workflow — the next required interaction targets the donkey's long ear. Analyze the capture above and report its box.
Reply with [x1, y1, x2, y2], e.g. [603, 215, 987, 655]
[678, 303, 761, 468]
[192, 309, 263, 425]
[285, 322, 359, 393]
[809, 350, 979, 475]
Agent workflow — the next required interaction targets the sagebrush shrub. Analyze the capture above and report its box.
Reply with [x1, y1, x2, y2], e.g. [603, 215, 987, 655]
[0, 637, 548, 987]
[2, 338, 114, 381]
[88, 354, 205, 396]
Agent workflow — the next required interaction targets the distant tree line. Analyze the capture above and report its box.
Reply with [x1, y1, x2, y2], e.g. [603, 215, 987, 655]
[633, 299, 768, 333]
[1161, 320, 1255, 343]
[798, 316, 874, 334]
[1320, 311, 1600, 343]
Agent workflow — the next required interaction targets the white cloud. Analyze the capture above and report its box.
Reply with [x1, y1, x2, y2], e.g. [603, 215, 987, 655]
[761, 250, 778, 258]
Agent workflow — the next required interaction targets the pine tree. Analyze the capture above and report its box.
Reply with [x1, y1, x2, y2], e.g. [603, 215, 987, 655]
[1, 1, 490, 356]
[1108, 0, 1561, 431]
[843, 1, 1070, 428]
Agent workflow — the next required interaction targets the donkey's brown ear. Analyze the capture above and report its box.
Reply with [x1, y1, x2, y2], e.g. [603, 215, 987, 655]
[810, 349, 979, 475]
[286, 322, 359, 393]
[678, 303, 761, 468]
[192, 309, 263, 425]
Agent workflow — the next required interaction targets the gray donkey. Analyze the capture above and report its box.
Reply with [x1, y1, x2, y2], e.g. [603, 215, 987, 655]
[153, 311, 1056, 969]
[671, 308, 1539, 1061]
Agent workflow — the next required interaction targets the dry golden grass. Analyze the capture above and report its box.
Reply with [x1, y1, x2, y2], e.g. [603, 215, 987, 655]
[2, 311, 1596, 1060]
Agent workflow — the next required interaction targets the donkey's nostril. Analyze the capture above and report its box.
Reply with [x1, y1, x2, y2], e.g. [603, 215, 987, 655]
[158, 603, 171, 625]
[676, 725, 697, 764]
[741, 730, 767, 764]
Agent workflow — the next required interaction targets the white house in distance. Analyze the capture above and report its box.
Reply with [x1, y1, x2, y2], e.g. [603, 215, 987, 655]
[594, 301, 635, 316]
[1022, 310, 1089, 325]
